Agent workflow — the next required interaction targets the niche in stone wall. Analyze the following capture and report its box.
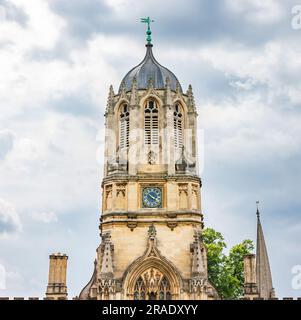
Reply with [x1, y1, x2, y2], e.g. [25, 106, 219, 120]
[116, 183, 127, 210]
[191, 184, 199, 210]
[178, 183, 188, 209]
[105, 184, 113, 211]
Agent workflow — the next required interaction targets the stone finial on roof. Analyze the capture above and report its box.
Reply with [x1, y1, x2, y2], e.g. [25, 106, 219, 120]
[106, 85, 115, 115]
[187, 84, 196, 113]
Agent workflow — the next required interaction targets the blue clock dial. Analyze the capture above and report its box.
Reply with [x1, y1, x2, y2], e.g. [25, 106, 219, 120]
[142, 187, 162, 208]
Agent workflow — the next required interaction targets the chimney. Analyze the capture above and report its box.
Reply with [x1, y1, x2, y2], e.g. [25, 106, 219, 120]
[243, 254, 258, 299]
[45, 253, 68, 300]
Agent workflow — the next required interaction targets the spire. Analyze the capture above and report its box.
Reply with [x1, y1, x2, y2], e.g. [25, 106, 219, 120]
[176, 81, 182, 95]
[100, 233, 114, 275]
[255, 202, 275, 299]
[187, 84, 196, 113]
[106, 85, 114, 115]
[191, 230, 207, 278]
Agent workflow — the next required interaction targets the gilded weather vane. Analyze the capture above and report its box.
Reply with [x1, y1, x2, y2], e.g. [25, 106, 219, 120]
[140, 16, 155, 44]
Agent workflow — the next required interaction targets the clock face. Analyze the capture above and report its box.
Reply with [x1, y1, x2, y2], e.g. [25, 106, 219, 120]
[142, 187, 162, 208]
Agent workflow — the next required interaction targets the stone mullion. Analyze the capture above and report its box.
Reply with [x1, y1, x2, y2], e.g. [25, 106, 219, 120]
[128, 105, 139, 175]
[188, 183, 192, 210]
[104, 114, 115, 177]
[111, 183, 117, 211]
[188, 111, 198, 174]
[164, 105, 175, 175]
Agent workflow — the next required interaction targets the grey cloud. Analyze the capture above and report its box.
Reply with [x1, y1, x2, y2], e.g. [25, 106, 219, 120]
[0, 199, 21, 236]
[29, 0, 298, 67]
[0, 215, 18, 233]
[49, 0, 112, 40]
[0, 0, 28, 26]
[49, 95, 98, 117]
[0, 130, 15, 160]
[47, 0, 296, 49]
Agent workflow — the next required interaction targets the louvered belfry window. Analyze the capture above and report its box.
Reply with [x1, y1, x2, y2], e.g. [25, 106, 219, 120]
[144, 100, 158, 145]
[174, 103, 183, 148]
[119, 104, 130, 149]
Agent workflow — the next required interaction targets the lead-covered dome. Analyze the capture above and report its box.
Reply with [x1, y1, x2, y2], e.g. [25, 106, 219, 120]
[119, 44, 182, 92]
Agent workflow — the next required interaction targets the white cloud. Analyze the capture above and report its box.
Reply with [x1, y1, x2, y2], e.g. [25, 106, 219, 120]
[0, 130, 15, 160]
[5, 269, 24, 293]
[226, 0, 284, 24]
[0, 0, 66, 52]
[0, 198, 22, 238]
[31, 211, 58, 224]
[0, 264, 5, 290]
[0, 0, 299, 299]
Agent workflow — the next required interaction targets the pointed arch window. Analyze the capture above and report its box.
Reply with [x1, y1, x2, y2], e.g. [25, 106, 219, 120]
[144, 100, 158, 145]
[159, 276, 171, 300]
[134, 276, 146, 300]
[104, 287, 109, 300]
[174, 103, 183, 149]
[119, 104, 130, 149]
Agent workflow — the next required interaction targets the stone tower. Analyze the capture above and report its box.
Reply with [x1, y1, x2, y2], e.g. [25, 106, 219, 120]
[46, 253, 68, 300]
[79, 24, 218, 300]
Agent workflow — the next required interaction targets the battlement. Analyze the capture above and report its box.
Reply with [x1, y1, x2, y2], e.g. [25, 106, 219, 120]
[0, 297, 72, 300]
[1, 296, 301, 300]
[49, 253, 68, 259]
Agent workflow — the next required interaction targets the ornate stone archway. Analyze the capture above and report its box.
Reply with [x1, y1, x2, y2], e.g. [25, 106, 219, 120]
[122, 225, 182, 300]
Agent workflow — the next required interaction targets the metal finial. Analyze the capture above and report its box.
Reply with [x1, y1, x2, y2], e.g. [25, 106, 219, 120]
[140, 17, 155, 44]
[256, 201, 260, 219]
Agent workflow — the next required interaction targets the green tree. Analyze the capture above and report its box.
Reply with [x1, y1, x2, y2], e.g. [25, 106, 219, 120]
[202, 228, 254, 299]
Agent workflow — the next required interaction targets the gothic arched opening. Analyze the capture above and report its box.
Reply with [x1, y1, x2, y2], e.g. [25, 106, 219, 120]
[132, 268, 172, 300]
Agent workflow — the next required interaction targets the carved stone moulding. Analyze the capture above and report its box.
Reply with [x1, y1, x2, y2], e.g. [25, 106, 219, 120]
[127, 221, 138, 231]
[167, 221, 178, 230]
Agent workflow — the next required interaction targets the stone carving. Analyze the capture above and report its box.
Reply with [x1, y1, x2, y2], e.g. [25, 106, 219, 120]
[106, 85, 115, 115]
[190, 230, 207, 278]
[147, 150, 156, 164]
[186, 84, 196, 113]
[148, 224, 156, 240]
[178, 183, 189, 209]
[116, 183, 126, 197]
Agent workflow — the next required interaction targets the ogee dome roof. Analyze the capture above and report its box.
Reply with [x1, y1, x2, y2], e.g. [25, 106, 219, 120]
[119, 44, 182, 92]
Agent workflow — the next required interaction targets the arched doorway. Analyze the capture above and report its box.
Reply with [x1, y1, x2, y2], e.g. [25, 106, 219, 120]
[123, 256, 181, 300]
[122, 226, 182, 300]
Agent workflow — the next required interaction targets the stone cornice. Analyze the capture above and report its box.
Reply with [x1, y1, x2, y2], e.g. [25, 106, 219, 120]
[102, 174, 201, 185]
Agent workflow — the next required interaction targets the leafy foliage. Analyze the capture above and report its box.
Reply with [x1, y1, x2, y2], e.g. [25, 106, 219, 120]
[202, 228, 254, 299]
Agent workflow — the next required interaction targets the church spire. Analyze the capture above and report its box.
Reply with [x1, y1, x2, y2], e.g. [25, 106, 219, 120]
[255, 202, 275, 299]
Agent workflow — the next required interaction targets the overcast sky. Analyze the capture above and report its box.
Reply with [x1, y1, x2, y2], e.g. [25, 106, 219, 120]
[0, 0, 300, 299]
